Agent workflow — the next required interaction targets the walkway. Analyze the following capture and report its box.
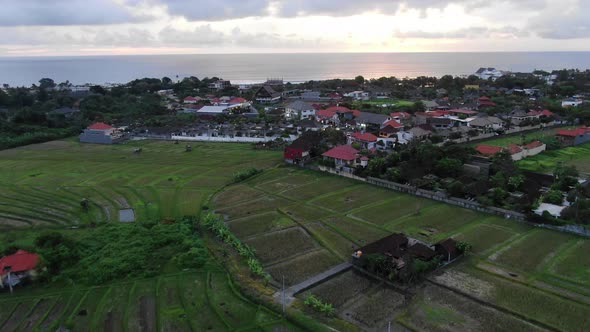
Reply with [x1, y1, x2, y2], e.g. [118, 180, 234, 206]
[273, 262, 352, 306]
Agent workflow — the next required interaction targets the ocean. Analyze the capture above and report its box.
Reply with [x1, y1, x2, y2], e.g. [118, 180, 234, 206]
[1, 52, 590, 87]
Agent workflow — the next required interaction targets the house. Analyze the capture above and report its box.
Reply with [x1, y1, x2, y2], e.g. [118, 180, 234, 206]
[475, 144, 502, 157]
[506, 144, 524, 161]
[390, 112, 412, 123]
[208, 80, 231, 90]
[285, 100, 316, 120]
[408, 126, 432, 141]
[467, 115, 504, 131]
[254, 86, 281, 104]
[355, 112, 391, 130]
[322, 145, 360, 167]
[349, 132, 378, 149]
[556, 127, 590, 147]
[228, 97, 248, 106]
[523, 140, 546, 157]
[561, 97, 584, 108]
[527, 109, 554, 119]
[284, 131, 322, 165]
[183, 96, 198, 104]
[344, 91, 370, 101]
[407, 243, 437, 261]
[379, 120, 404, 138]
[0, 250, 39, 290]
[47, 107, 80, 118]
[79, 122, 122, 144]
[196, 105, 231, 116]
[478, 96, 497, 109]
[474, 67, 505, 81]
[435, 239, 460, 262]
[316, 106, 360, 124]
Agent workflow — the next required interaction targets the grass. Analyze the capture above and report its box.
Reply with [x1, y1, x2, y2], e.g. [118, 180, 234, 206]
[311, 185, 394, 213]
[280, 203, 334, 223]
[306, 222, 358, 259]
[216, 196, 292, 220]
[551, 240, 590, 286]
[351, 195, 439, 226]
[386, 204, 482, 242]
[346, 286, 405, 329]
[245, 227, 318, 265]
[453, 223, 520, 255]
[518, 142, 590, 173]
[323, 216, 389, 246]
[281, 176, 356, 201]
[227, 211, 296, 238]
[470, 126, 573, 148]
[492, 229, 576, 273]
[300, 270, 379, 308]
[267, 250, 341, 286]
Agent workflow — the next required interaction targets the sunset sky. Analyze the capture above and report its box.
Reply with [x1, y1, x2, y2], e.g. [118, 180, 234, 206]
[1, 0, 589, 56]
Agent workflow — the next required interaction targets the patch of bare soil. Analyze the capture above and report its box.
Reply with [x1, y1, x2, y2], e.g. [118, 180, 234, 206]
[1, 302, 29, 331]
[432, 270, 493, 300]
[138, 296, 156, 332]
[17, 299, 53, 331]
[103, 311, 123, 332]
[39, 300, 65, 331]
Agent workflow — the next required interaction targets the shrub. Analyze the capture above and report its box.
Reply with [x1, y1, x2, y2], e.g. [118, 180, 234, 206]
[232, 168, 262, 183]
[544, 190, 564, 205]
[304, 294, 336, 317]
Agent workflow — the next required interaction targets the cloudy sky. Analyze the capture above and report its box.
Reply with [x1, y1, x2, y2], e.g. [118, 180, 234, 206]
[1, 0, 589, 56]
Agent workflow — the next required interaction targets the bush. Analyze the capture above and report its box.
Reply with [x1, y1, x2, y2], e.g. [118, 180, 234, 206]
[232, 168, 262, 183]
[304, 294, 336, 317]
[544, 190, 564, 205]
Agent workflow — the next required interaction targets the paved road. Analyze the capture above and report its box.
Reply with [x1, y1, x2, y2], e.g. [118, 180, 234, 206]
[274, 262, 352, 306]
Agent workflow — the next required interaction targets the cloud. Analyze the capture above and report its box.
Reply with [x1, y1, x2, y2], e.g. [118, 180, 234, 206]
[158, 25, 225, 45]
[160, 0, 271, 21]
[395, 26, 529, 39]
[0, 0, 149, 26]
[525, 1, 590, 39]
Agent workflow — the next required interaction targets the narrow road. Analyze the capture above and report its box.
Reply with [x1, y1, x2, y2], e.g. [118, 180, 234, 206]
[273, 262, 352, 306]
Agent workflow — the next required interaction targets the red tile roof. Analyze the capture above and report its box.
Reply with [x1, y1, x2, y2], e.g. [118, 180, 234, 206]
[0, 250, 39, 276]
[383, 120, 403, 129]
[228, 97, 247, 104]
[184, 96, 197, 101]
[557, 127, 590, 137]
[390, 112, 411, 119]
[476, 145, 502, 156]
[506, 144, 522, 155]
[322, 145, 359, 161]
[360, 156, 369, 161]
[351, 132, 378, 142]
[479, 96, 491, 101]
[88, 122, 113, 130]
[316, 109, 337, 118]
[524, 140, 544, 149]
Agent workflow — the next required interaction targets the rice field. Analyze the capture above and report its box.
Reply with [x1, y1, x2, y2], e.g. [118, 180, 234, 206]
[518, 142, 590, 173]
[212, 166, 590, 331]
[0, 272, 289, 332]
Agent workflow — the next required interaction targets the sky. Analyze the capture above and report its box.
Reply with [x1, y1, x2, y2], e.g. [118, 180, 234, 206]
[1, 0, 589, 56]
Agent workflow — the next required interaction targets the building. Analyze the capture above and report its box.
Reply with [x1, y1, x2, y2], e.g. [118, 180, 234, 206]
[475, 145, 503, 157]
[355, 112, 391, 130]
[344, 91, 370, 101]
[79, 122, 122, 144]
[283, 131, 322, 165]
[561, 97, 584, 108]
[322, 145, 360, 167]
[208, 80, 231, 90]
[474, 67, 505, 81]
[379, 120, 404, 138]
[349, 132, 378, 149]
[435, 239, 460, 262]
[285, 100, 316, 120]
[390, 112, 412, 123]
[254, 86, 281, 104]
[183, 96, 199, 104]
[0, 250, 39, 290]
[556, 127, 590, 147]
[467, 115, 504, 131]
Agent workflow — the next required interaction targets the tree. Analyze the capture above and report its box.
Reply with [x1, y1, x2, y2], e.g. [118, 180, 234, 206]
[355, 75, 365, 85]
[544, 190, 564, 205]
[434, 158, 462, 178]
[507, 175, 524, 192]
[456, 241, 472, 254]
[38, 78, 56, 90]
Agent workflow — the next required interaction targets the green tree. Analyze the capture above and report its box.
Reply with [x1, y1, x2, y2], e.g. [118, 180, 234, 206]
[355, 75, 365, 85]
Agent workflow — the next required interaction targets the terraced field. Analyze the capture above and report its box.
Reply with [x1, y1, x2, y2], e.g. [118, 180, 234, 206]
[213, 167, 590, 331]
[0, 272, 296, 332]
[0, 139, 280, 229]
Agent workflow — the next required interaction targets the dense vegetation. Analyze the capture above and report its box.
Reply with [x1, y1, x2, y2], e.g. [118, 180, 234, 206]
[2, 216, 208, 285]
